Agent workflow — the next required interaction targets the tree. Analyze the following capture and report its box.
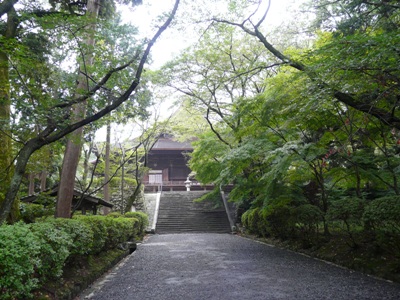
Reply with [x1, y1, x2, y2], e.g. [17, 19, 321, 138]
[55, 0, 101, 218]
[0, 4, 18, 222]
[0, 0, 181, 224]
[213, 0, 400, 129]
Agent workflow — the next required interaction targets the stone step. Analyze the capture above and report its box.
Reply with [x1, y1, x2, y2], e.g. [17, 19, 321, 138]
[156, 191, 231, 234]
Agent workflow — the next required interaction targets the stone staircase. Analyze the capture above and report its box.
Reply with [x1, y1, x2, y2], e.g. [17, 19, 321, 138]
[156, 191, 231, 234]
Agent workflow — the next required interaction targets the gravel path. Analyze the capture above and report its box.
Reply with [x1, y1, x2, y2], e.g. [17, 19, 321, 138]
[79, 233, 400, 300]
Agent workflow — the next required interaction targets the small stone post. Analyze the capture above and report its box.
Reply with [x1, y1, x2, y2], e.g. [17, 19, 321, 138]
[184, 177, 192, 191]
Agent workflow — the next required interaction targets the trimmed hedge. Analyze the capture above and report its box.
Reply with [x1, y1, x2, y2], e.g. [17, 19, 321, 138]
[0, 214, 146, 300]
[124, 211, 149, 236]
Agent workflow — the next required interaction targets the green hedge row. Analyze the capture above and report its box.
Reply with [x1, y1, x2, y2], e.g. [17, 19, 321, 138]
[0, 212, 148, 300]
[241, 196, 400, 243]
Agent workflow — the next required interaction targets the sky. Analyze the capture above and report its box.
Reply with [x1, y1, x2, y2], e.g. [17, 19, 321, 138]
[95, 0, 305, 142]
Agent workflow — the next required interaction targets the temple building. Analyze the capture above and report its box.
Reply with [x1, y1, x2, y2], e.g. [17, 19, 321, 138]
[143, 134, 194, 191]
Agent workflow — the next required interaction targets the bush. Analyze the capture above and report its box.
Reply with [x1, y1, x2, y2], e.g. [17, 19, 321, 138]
[294, 204, 324, 244]
[28, 222, 72, 280]
[40, 218, 94, 259]
[261, 205, 296, 239]
[74, 215, 108, 254]
[106, 212, 122, 218]
[363, 196, 400, 233]
[241, 207, 261, 235]
[242, 203, 298, 239]
[102, 217, 137, 249]
[0, 215, 144, 299]
[0, 223, 42, 300]
[327, 197, 364, 231]
[20, 203, 53, 223]
[124, 211, 149, 236]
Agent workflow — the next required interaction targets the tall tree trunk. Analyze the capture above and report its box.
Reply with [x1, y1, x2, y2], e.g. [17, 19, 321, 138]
[103, 120, 111, 214]
[55, 0, 101, 218]
[0, 139, 42, 222]
[0, 7, 19, 222]
[40, 170, 47, 191]
[120, 144, 125, 213]
[82, 140, 94, 186]
[28, 173, 35, 195]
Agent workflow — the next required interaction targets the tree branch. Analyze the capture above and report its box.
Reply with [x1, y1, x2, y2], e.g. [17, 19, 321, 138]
[213, 6, 400, 130]
[0, 0, 18, 18]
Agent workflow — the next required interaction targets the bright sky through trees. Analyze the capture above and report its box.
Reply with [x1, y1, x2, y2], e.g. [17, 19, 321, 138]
[95, 0, 306, 141]
[126, 0, 305, 68]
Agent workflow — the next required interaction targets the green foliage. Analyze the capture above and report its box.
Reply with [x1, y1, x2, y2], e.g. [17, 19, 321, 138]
[124, 211, 149, 235]
[260, 204, 296, 239]
[327, 197, 364, 227]
[0, 214, 145, 298]
[106, 212, 123, 218]
[241, 208, 261, 235]
[39, 218, 94, 258]
[102, 217, 137, 249]
[193, 189, 222, 206]
[189, 131, 230, 184]
[0, 223, 42, 299]
[20, 203, 54, 223]
[28, 222, 72, 280]
[294, 204, 324, 242]
[73, 215, 108, 254]
[363, 196, 400, 233]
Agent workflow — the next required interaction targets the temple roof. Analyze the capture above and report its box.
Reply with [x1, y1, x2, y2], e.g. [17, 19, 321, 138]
[21, 185, 113, 208]
[151, 136, 193, 151]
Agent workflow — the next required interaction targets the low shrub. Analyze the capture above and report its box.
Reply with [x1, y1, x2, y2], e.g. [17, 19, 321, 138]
[28, 222, 72, 280]
[74, 215, 108, 254]
[293, 204, 324, 246]
[103, 217, 137, 249]
[261, 205, 296, 239]
[106, 212, 122, 218]
[20, 203, 54, 223]
[40, 218, 94, 259]
[327, 197, 364, 229]
[124, 211, 149, 236]
[363, 196, 400, 233]
[363, 196, 400, 254]
[241, 207, 261, 235]
[0, 214, 146, 299]
[0, 223, 42, 300]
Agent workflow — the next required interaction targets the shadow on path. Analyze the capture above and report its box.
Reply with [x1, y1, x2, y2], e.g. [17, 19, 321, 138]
[78, 233, 400, 300]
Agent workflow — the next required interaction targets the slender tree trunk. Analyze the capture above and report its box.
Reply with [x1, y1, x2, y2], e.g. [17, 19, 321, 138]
[40, 170, 47, 191]
[28, 173, 35, 195]
[120, 145, 125, 213]
[103, 120, 111, 214]
[0, 7, 19, 222]
[82, 140, 94, 186]
[56, 0, 101, 218]
[0, 139, 42, 222]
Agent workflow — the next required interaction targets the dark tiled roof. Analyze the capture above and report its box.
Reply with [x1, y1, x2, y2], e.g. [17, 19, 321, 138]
[20, 185, 113, 208]
[152, 138, 193, 150]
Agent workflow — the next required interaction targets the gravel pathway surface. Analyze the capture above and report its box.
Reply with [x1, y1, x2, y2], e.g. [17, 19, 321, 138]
[78, 233, 400, 300]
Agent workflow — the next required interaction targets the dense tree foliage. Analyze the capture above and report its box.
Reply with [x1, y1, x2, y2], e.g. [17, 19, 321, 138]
[0, 0, 180, 223]
[161, 0, 400, 250]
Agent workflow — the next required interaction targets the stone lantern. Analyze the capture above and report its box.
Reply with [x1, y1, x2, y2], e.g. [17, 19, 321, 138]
[184, 177, 192, 191]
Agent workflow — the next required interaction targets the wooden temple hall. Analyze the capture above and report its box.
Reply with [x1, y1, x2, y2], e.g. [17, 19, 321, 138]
[143, 135, 211, 192]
